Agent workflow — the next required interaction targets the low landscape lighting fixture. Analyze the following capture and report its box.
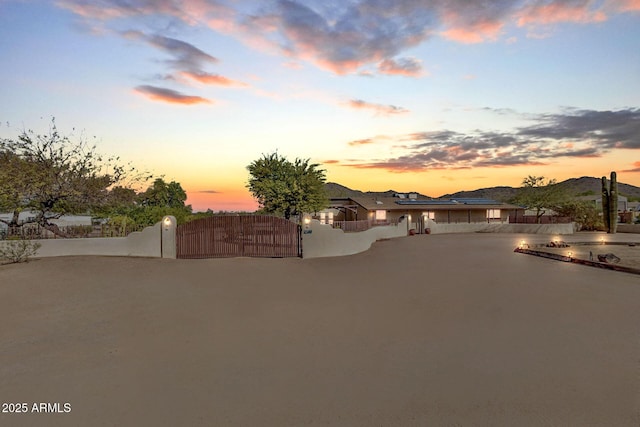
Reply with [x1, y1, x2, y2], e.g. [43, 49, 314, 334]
[568, 251, 573, 259]
[600, 237, 605, 244]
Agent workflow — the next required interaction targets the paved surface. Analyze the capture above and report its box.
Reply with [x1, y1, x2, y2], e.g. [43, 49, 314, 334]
[1, 232, 639, 426]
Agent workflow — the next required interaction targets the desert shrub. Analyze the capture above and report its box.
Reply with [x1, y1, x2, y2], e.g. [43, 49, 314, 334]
[0, 240, 42, 263]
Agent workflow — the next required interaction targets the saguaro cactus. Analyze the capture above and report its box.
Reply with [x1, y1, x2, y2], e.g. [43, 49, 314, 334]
[601, 176, 610, 232]
[601, 171, 618, 234]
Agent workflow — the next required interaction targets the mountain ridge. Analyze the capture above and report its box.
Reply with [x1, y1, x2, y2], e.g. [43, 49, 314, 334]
[325, 176, 640, 202]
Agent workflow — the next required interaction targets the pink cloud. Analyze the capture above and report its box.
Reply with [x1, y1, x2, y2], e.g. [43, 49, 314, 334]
[441, 19, 504, 44]
[378, 58, 424, 77]
[517, 2, 608, 26]
[134, 85, 212, 105]
[612, 0, 640, 12]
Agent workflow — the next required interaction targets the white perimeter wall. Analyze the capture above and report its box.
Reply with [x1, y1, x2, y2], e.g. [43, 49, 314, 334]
[0, 217, 177, 259]
[303, 219, 407, 259]
[426, 220, 574, 235]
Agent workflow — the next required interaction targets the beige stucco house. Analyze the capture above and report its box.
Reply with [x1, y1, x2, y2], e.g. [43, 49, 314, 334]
[328, 193, 525, 234]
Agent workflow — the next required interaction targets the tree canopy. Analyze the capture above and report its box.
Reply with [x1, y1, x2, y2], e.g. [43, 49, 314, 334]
[100, 178, 193, 233]
[511, 176, 566, 223]
[139, 178, 188, 209]
[246, 152, 328, 219]
[0, 119, 149, 235]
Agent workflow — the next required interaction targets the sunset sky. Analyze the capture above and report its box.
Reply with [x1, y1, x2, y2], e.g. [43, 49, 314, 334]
[1, 0, 639, 211]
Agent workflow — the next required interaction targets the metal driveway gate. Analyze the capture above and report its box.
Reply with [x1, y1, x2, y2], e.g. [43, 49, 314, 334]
[177, 215, 302, 259]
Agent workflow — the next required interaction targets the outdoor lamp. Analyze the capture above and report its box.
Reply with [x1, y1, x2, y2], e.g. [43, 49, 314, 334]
[303, 216, 311, 225]
[568, 251, 573, 259]
[163, 217, 172, 229]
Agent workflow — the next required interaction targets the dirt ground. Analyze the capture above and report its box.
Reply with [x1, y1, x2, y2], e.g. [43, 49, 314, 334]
[1, 233, 639, 426]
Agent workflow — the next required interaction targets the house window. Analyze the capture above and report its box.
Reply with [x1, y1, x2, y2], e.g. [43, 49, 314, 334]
[423, 211, 435, 220]
[375, 210, 387, 220]
[486, 209, 501, 220]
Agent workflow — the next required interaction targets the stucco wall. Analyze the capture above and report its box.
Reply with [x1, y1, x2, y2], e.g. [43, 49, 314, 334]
[303, 219, 407, 258]
[426, 220, 574, 235]
[617, 224, 640, 233]
[0, 216, 177, 259]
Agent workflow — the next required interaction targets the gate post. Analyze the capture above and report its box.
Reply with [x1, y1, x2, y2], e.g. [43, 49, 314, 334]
[161, 215, 177, 259]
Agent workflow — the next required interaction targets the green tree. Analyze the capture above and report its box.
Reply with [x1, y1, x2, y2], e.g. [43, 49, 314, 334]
[554, 199, 603, 231]
[103, 178, 192, 230]
[105, 186, 138, 210]
[139, 178, 188, 209]
[511, 176, 566, 223]
[246, 152, 328, 220]
[0, 119, 147, 236]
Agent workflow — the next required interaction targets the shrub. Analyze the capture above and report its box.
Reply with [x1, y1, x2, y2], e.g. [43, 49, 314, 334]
[0, 240, 42, 263]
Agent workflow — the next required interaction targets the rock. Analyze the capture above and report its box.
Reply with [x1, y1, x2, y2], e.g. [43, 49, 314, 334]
[546, 241, 569, 248]
[597, 253, 621, 264]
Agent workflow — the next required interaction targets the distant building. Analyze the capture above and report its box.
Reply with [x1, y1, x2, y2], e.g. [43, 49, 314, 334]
[576, 195, 628, 212]
[0, 210, 93, 236]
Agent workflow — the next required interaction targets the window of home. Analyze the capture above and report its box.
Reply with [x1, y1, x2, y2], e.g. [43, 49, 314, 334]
[486, 209, 501, 220]
[423, 211, 435, 220]
[375, 210, 387, 220]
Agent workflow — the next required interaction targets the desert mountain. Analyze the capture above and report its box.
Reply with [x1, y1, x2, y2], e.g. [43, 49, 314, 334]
[327, 176, 640, 202]
[325, 182, 431, 199]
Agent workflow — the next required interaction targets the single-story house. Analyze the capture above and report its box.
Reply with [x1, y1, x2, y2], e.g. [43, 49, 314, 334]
[327, 193, 525, 234]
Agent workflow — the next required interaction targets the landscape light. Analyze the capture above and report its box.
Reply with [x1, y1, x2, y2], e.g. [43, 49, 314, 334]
[568, 251, 573, 259]
[304, 216, 311, 225]
[163, 217, 172, 227]
[600, 237, 605, 244]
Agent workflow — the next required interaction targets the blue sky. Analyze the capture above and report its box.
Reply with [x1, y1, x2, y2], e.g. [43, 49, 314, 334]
[1, 0, 639, 211]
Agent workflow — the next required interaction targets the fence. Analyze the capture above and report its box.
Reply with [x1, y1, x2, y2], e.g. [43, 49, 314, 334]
[0, 223, 148, 240]
[332, 220, 395, 233]
[177, 215, 301, 259]
[509, 216, 571, 224]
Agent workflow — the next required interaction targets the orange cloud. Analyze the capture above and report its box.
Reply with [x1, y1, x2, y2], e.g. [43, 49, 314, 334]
[181, 71, 248, 87]
[323, 160, 340, 164]
[134, 85, 212, 105]
[346, 99, 409, 115]
[517, 3, 607, 26]
[348, 138, 375, 146]
[621, 161, 640, 172]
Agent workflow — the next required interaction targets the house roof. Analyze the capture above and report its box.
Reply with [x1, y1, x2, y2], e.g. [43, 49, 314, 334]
[341, 196, 522, 211]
